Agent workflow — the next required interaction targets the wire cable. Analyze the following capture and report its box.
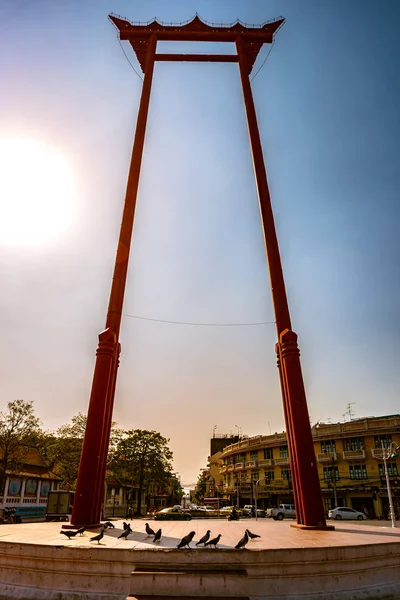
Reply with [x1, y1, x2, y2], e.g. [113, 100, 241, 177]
[117, 37, 143, 81]
[122, 313, 276, 327]
[250, 39, 275, 82]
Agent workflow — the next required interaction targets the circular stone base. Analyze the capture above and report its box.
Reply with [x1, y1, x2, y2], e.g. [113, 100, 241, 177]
[0, 519, 399, 599]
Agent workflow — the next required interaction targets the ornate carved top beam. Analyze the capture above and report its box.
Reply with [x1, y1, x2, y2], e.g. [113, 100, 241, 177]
[109, 14, 284, 75]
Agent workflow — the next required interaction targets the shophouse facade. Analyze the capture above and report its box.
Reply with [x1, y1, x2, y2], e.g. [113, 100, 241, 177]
[0, 448, 60, 521]
[215, 415, 400, 518]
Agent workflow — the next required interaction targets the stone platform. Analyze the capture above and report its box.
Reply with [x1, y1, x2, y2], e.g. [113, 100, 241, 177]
[0, 519, 399, 599]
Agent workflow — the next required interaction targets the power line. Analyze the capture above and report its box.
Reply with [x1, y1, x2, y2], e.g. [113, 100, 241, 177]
[122, 313, 276, 327]
[117, 37, 143, 81]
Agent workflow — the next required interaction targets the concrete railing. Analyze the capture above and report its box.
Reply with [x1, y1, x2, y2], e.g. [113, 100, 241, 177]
[317, 452, 337, 462]
[258, 459, 274, 467]
[342, 450, 366, 460]
[274, 457, 290, 466]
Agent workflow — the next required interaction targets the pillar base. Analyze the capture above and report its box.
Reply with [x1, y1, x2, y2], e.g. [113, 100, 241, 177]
[62, 522, 102, 530]
[291, 523, 335, 531]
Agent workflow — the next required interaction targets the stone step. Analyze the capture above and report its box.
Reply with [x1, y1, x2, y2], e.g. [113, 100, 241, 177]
[129, 568, 248, 598]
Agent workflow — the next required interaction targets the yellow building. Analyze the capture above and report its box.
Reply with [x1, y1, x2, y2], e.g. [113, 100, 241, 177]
[214, 414, 400, 518]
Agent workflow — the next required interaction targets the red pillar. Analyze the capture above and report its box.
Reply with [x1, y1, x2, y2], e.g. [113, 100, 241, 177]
[93, 342, 121, 522]
[71, 35, 157, 527]
[276, 343, 304, 524]
[236, 37, 328, 529]
[70, 328, 116, 526]
[279, 330, 328, 527]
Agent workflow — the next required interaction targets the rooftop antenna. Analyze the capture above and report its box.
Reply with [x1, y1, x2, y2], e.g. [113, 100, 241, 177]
[342, 402, 356, 421]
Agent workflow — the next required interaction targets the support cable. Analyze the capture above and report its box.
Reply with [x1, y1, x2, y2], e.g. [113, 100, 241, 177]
[250, 38, 275, 82]
[117, 36, 143, 81]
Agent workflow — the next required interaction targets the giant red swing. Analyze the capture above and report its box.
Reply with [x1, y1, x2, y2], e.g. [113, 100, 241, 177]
[71, 14, 330, 530]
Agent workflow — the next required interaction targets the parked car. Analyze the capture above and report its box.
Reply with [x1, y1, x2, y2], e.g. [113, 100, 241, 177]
[242, 505, 266, 518]
[154, 507, 192, 521]
[189, 506, 218, 517]
[266, 503, 296, 520]
[328, 507, 367, 521]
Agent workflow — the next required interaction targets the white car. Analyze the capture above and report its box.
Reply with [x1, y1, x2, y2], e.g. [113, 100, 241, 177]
[266, 503, 296, 520]
[328, 507, 367, 521]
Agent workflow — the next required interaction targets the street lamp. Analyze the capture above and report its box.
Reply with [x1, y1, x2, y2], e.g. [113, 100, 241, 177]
[375, 441, 399, 528]
[254, 476, 269, 521]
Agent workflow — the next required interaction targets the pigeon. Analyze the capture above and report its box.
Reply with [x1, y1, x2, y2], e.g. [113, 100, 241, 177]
[123, 521, 130, 531]
[103, 521, 115, 529]
[118, 527, 132, 540]
[235, 531, 249, 549]
[145, 523, 156, 537]
[153, 529, 162, 543]
[196, 530, 211, 546]
[60, 529, 78, 539]
[177, 531, 196, 549]
[246, 529, 261, 540]
[205, 534, 221, 548]
[76, 526, 85, 536]
[90, 528, 105, 544]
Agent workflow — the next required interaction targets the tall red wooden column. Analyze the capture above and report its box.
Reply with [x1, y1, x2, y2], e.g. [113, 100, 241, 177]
[236, 37, 328, 528]
[70, 35, 157, 527]
[71, 14, 332, 529]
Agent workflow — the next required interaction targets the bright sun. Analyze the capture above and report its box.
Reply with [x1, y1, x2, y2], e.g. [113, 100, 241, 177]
[0, 137, 77, 246]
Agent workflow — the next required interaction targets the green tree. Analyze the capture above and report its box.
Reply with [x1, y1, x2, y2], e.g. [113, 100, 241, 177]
[43, 413, 122, 490]
[110, 429, 174, 516]
[0, 400, 43, 495]
[194, 472, 208, 504]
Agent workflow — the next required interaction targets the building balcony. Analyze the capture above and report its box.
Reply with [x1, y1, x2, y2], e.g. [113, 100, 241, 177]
[316, 452, 337, 462]
[234, 463, 244, 471]
[258, 458, 274, 467]
[245, 460, 258, 469]
[371, 448, 387, 459]
[265, 478, 290, 490]
[226, 465, 235, 473]
[275, 456, 290, 466]
[342, 450, 366, 461]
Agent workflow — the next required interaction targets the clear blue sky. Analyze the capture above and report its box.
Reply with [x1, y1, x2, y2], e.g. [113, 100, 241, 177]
[1, 0, 399, 485]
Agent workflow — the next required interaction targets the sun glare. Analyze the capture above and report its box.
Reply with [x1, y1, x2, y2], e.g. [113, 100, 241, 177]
[0, 137, 77, 246]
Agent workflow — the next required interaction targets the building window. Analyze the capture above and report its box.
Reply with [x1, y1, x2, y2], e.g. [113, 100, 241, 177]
[379, 463, 398, 477]
[349, 464, 368, 480]
[240, 453, 246, 463]
[321, 440, 336, 453]
[263, 448, 273, 459]
[281, 469, 291, 482]
[264, 471, 275, 482]
[251, 471, 260, 483]
[250, 451, 258, 462]
[52, 481, 58, 491]
[7, 479, 22, 496]
[323, 466, 339, 482]
[25, 479, 38, 495]
[374, 435, 392, 449]
[344, 437, 364, 451]
[280, 446, 288, 458]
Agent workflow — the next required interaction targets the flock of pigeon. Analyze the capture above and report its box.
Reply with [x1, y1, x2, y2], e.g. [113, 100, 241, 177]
[60, 521, 261, 549]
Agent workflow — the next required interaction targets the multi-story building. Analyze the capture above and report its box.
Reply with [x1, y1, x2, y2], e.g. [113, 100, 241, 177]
[214, 415, 400, 518]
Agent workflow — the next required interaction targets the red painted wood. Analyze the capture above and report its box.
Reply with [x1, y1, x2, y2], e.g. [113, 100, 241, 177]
[71, 36, 157, 527]
[155, 53, 238, 62]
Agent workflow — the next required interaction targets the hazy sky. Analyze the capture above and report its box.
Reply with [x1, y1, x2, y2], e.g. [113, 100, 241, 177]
[1, 0, 399, 486]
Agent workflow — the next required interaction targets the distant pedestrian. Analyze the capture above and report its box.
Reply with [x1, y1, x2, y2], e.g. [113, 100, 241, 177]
[126, 505, 133, 520]
[363, 507, 369, 519]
